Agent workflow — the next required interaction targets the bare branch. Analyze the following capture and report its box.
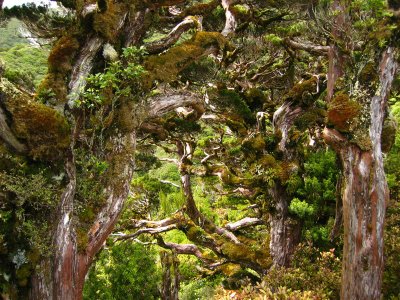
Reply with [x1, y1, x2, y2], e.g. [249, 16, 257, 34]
[132, 217, 179, 229]
[225, 217, 264, 231]
[159, 180, 180, 188]
[67, 36, 103, 108]
[117, 224, 178, 241]
[283, 38, 329, 56]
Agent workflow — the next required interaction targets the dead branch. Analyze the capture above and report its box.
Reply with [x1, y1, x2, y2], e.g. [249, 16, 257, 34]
[116, 224, 178, 241]
[225, 217, 264, 231]
[283, 38, 329, 56]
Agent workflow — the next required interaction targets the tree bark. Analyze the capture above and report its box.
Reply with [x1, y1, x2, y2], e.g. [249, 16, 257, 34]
[324, 47, 397, 299]
[268, 183, 301, 267]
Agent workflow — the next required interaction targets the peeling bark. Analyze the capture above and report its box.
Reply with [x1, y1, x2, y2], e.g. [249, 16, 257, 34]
[324, 47, 397, 299]
[67, 36, 103, 108]
[221, 0, 236, 36]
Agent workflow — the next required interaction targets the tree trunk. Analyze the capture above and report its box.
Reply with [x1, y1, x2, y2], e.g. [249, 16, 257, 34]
[160, 251, 180, 300]
[268, 183, 301, 267]
[324, 47, 397, 299]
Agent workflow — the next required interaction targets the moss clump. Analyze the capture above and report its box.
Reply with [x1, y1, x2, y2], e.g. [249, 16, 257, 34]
[259, 154, 277, 168]
[76, 228, 89, 253]
[359, 61, 378, 84]
[37, 72, 68, 104]
[231, 4, 250, 20]
[241, 134, 266, 159]
[294, 109, 326, 131]
[220, 240, 271, 269]
[243, 87, 268, 110]
[116, 100, 136, 133]
[352, 132, 372, 151]
[1, 78, 70, 160]
[327, 92, 361, 132]
[381, 118, 397, 153]
[92, 1, 126, 42]
[47, 35, 80, 73]
[277, 161, 299, 184]
[285, 77, 318, 104]
[144, 31, 226, 86]
[218, 89, 255, 124]
[37, 34, 79, 104]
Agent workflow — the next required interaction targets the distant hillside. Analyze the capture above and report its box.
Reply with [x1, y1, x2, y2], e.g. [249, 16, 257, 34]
[0, 18, 48, 90]
[0, 18, 29, 49]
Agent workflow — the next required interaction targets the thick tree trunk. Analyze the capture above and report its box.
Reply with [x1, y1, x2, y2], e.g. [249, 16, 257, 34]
[269, 183, 301, 267]
[324, 47, 397, 299]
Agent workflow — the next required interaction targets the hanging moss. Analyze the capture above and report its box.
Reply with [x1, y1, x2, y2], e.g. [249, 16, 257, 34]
[327, 92, 361, 132]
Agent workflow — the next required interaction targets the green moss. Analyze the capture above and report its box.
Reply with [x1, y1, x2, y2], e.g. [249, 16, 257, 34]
[327, 92, 361, 132]
[294, 109, 326, 131]
[37, 72, 68, 104]
[241, 134, 266, 157]
[76, 228, 89, 253]
[92, 1, 126, 42]
[47, 35, 80, 73]
[144, 31, 226, 86]
[220, 239, 271, 269]
[286, 77, 319, 104]
[218, 89, 255, 124]
[351, 130, 372, 151]
[0, 78, 70, 160]
[116, 100, 136, 133]
[359, 61, 378, 84]
[381, 118, 397, 153]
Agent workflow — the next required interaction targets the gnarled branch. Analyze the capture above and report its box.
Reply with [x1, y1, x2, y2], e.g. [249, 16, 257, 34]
[146, 16, 200, 54]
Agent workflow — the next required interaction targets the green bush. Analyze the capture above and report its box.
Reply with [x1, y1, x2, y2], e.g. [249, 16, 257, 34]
[83, 242, 161, 300]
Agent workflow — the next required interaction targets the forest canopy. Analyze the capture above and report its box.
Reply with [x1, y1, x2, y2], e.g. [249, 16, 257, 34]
[0, 0, 399, 299]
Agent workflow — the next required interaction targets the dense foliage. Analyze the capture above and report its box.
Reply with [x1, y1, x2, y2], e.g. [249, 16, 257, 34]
[0, 0, 399, 299]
